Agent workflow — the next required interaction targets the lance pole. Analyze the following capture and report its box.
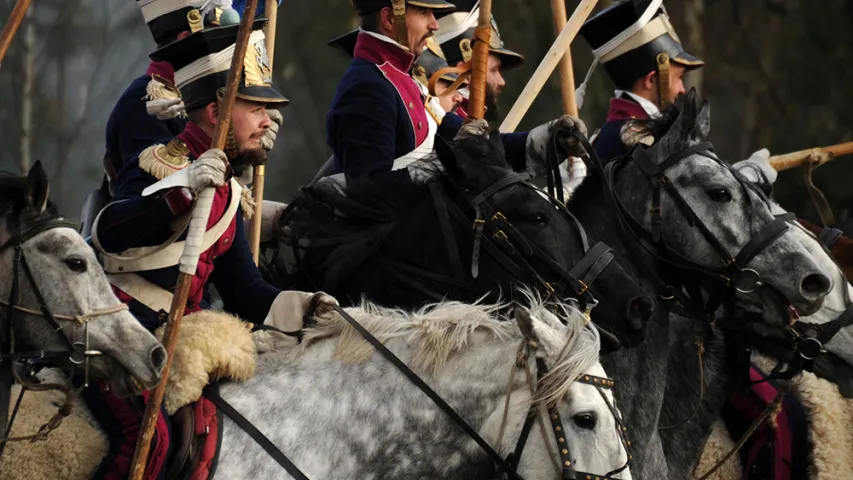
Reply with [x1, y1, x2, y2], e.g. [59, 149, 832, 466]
[500, 0, 598, 132]
[0, 0, 34, 67]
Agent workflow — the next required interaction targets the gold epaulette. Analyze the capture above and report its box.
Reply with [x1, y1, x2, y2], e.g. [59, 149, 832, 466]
[620, 123, 655, 148]
[139, 139, 190, 180]
[145, 74, 181, 102]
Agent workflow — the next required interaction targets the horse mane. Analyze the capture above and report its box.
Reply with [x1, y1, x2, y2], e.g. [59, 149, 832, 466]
[294, 292, 601, 407]
[623, 102, 682, 145]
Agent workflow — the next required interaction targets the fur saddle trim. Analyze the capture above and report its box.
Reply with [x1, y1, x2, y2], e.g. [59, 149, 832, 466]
[139, 139, 190, 180]
[155, 310, 257, 415]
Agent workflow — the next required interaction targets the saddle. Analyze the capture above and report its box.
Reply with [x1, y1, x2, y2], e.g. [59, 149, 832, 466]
[165, 393, 224, 480]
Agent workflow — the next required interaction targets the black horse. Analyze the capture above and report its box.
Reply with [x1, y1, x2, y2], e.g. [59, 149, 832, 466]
[269, 124, 653, 348]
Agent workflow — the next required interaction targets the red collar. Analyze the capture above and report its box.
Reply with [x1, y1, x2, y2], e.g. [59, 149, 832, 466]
[606, 97, 650, 123]
[177, 122, 212, 159]
[146, 60, 175, 85]
[353, 31, 414, 72]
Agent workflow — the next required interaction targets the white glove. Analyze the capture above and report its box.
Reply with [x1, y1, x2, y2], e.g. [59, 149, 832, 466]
[253, 291, 340, 354]
[146, 98, 185, 120]
[260, 200, 288, 243]
[187, 148, 228, 193]
[525, 115, 589, 174]
[735, 148, 778, 185]
[559, 157, 587, 199]
[261, 109, 283, 152]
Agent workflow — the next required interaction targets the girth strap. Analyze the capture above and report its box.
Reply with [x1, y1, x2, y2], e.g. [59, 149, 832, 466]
[204, 387, 310, 480]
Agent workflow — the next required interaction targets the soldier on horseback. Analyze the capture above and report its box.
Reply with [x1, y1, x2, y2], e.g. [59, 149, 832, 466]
[577, 0, 705, 164]
[436, 1, 524, 122]
[326, 0, 588, 182]
[85, 17, 336, 479]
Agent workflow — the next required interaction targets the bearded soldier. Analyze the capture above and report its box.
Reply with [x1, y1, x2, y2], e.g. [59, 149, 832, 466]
[86, 19, 334, 479]
[436, 1, 524, 122]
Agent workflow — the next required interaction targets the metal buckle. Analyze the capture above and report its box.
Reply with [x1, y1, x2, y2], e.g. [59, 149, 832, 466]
[491, 212, 506, 222]
[733, 268, 763, 294]
[799, 337, 823, 360]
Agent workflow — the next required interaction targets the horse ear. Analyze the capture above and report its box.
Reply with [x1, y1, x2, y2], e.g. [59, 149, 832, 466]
[25, 160, 49, 215]
[693, 99, 711, 139]
[435, 135, 466, 181]
[513, 304, 539, 344]
[653, 89, 699, 160]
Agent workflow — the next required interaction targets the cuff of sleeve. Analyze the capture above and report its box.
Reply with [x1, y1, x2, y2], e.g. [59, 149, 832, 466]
[163, 187, 194, 215]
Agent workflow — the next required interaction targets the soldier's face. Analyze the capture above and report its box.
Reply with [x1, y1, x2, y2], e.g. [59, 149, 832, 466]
[231, 99, 272, 153]
[668, 63, 687, 103]
[486, 54, 506, 97]
[434, 80, 465, 113]
[405, 7, 439, 55]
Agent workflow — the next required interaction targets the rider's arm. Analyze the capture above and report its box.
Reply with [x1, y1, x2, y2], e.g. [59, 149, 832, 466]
[211, 212, 281, 325]
[327, 76, 402, 179]
[95, 159, 186, 253]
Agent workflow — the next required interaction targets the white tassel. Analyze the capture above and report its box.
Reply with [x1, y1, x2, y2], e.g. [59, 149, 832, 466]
[575, 58, 600, 111]
[146, 98, 186, 120]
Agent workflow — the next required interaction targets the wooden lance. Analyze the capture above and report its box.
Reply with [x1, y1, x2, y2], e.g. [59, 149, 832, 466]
[550, 0, 579, 116]
[127, 1, 261, 478]
[500, 0, 598, 132]
[770, 141, 853, 172]
[466, 0, 493, 120]
[0, 0, 34, 67]
[248, 0, 278, 264]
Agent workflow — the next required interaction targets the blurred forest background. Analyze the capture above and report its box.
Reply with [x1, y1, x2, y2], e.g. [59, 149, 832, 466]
[1, 0, 852, 229]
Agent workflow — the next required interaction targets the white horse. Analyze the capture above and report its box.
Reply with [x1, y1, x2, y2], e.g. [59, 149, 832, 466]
[215, 298, 632, 479]
[9, 297, 632, 479]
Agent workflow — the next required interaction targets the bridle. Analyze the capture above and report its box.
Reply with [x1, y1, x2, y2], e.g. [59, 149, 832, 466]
[500, 336, 632, 480]
[597, 139, 791, 318]
[0, 213, 128, 451]
[422, 133, 618, 317]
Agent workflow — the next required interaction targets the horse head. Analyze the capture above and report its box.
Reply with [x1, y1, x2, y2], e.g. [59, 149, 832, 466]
[615, 89, 831, 326]
[433, 121, 653, 349]
[0, 162, 165, 400]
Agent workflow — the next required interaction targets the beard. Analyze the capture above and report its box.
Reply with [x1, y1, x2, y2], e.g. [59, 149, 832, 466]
[230, 147, 266, 178]
[484, 85, 501, 123]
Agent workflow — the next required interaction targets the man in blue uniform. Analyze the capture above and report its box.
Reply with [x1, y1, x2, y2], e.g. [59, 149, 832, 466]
[326, 0, 585, 182]
[577, 0, 704, 163]
[88, 19, 333, 479]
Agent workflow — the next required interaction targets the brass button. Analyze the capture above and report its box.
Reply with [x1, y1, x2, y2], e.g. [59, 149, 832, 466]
[408, 102, 414, 108]
[418, 121, 423, 129]
[224, 238, 230, 244]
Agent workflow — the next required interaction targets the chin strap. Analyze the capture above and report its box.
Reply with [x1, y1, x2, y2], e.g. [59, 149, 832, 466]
[391, 0, 410, 51]
[656, 53, 671, 109]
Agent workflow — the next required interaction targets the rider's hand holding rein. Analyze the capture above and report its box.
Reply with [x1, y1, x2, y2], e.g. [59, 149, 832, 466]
[525, 115, 590, 174]
[254, 291, 341, 353]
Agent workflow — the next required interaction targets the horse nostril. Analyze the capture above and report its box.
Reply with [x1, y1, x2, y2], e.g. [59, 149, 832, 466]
[800, 272, 832, 300]
[149, 345, 167, 376]
[627, 296, 654, 330]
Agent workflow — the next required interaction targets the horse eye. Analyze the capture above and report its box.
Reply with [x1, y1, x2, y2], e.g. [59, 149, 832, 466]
[572, 412, 597, 430]
[706, 188, 732, 203]
[531, 213, 549, 227]
[64, 257, 87, 273]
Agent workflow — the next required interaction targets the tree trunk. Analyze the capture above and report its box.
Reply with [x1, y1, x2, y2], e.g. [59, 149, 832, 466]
[19, 6, 33, 174]
[684, 0, 705, 95]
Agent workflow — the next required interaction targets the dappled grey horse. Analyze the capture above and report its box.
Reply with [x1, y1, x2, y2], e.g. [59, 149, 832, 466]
[0, 162, 165, 447]
[215, 299, 632, 479]
[568, 90, 832, 478]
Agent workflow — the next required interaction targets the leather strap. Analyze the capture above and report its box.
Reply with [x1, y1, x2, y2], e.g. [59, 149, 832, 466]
[205, 387, 310, 480]
[332, 305, 525, 480]
[804, 159, 836, 227]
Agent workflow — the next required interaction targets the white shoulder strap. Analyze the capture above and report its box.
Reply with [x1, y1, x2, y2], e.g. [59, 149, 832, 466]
[97, 178, 242, 274]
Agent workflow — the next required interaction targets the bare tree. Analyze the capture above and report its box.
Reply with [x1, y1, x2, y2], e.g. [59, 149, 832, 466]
[19, 5, 33, 174]
[684, 0, 704, 95]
